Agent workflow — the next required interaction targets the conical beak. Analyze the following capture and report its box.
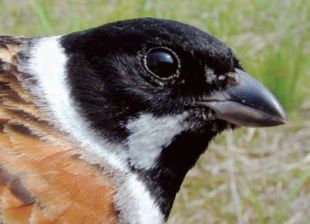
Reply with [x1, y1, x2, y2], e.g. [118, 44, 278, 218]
[196, 69, 286, 127]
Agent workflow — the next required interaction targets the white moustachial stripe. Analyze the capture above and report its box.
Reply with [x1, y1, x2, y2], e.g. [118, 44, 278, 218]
[126, 112, 189, 170]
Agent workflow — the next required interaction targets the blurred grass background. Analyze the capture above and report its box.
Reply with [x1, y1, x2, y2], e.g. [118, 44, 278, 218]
[0, 0, 309, 223]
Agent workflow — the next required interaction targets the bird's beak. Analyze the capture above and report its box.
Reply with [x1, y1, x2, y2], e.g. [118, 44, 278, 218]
[196, 69, 286, 127]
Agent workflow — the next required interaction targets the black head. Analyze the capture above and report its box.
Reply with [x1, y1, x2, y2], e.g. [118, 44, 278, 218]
[61, 18, 241, 140]
[61, 18, 286, 218]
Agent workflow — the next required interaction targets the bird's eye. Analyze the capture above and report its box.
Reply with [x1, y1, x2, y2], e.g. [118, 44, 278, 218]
[144, 47, 180, 80]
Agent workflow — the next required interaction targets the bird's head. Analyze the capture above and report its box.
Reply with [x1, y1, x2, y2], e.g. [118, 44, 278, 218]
[32, 18, 286, 219]
[62, 18, 285, 137]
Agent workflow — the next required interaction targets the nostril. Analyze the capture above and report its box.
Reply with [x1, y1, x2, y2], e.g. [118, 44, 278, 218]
[226, 72, 238, 86]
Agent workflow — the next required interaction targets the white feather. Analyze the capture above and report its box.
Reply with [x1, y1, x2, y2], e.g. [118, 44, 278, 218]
[115, 174, 165, 224]
[126, 112, 188, 170]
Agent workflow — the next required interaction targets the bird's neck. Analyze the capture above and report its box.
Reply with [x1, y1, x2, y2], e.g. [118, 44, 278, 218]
[134, 129, 214, 219]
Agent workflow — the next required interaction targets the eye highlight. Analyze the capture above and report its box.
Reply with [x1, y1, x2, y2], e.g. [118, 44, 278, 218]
[143, 47, 181, 80]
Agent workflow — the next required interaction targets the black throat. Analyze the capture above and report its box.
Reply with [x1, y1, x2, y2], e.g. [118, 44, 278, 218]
[133, 127, 220, 220]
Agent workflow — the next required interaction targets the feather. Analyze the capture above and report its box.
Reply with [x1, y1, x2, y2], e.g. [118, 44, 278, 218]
[0, 37, 117, 224]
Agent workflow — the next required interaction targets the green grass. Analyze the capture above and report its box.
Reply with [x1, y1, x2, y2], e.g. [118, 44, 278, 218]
[1, 1, 310, 223]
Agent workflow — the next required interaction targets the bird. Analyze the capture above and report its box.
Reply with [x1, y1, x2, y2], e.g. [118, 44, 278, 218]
[0, 18, 286, 224]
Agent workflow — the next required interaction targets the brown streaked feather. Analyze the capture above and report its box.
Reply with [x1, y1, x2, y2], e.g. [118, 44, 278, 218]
[0, 37, 118, 224]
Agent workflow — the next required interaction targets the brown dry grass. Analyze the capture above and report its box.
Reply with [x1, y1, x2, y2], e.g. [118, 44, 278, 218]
[170, 112, 310, 224]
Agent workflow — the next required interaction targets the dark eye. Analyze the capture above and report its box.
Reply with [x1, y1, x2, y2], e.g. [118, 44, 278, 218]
[144, 47, 180, 80]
